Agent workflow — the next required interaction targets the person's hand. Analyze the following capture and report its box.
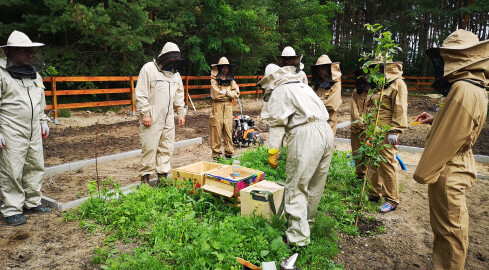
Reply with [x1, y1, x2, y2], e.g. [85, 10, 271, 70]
[415, 112, 434, 125]
[142, 116, 152, 126]
[268, 148, 279, 169]
[178, 117, 185, 127]
[387, 134, 398, 145]
[220, 90, 227, 95]
[41, 122, 49, 139]
[0, 133, 5, 149]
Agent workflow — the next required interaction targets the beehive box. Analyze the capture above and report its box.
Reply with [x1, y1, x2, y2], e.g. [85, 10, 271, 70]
[172, 161, 228, 190]
[240, 181, 285, 219]
[202, 166, 264, 199]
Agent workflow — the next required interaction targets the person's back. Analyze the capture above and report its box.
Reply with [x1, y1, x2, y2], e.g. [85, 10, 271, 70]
[260, 64, 334, 247]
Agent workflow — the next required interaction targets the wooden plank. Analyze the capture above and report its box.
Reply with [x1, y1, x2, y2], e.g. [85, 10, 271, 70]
[44, 91, 53, 96]
[57, 100, 132, 109]
[54, 76, 132, 82]
[55, 88, 131, 96]
[187, 85, 211, 89]
[240, 90, 264, 95]
[45, 105, 54, 110]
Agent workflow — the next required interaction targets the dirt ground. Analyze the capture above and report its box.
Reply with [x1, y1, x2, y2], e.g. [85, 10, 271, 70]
[1, 93, 488, 270]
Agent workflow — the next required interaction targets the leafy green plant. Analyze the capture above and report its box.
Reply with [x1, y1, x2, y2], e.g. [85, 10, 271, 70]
[58, 109, 71, 118]
[67, 147, 381, 269]
[353, 23, 402, 225]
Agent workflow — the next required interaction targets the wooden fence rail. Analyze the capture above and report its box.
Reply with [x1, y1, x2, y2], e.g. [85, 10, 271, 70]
[42, 75, 435, 124]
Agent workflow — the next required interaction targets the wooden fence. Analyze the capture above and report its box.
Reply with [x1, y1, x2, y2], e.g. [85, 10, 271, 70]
[42, 75, 435, 124]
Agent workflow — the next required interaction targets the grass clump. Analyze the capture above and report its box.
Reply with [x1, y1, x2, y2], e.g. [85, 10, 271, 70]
[67, 147, 381, 269]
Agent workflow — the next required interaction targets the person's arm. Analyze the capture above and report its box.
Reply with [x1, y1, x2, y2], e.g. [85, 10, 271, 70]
[225, 80, 240, 100]
[264, 89, 294, 150]
[174, 75, 187, 127]
[135, 65, 152, 124]
[389, 80, 408, 134]
[350, 90, 364, 134]
[413, 95, 475, 184]
[210, 79, 228, 101]
[324, 82, 342, 112]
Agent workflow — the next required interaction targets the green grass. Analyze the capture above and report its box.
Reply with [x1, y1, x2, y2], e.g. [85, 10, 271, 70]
[66, 147, 381, 269]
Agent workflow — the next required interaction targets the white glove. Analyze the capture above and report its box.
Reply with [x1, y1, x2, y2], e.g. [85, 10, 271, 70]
[0, 133, 5, 149]
[220, 90, 227, 95]
[41, 122, 50, 139]
[387, 134, 398, 145]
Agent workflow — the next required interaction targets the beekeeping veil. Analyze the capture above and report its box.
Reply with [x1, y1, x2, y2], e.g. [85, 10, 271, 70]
[275, 46, 303, 71]
[311, 54, 341, 90]
[366, 59, 403, 91]
[425, 29, 489, 96]
[258, 64, 303, 102]
[0, 30, 45, 79]
[354, 68, 369, 94]
[155, 42, 184, 73]
[210, 57, 235, 86]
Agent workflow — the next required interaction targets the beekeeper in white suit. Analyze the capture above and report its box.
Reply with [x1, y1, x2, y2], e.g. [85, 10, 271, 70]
[135, 42, 186, 184]
[0, 30, 51, 226]
[259, 64, 334, 247]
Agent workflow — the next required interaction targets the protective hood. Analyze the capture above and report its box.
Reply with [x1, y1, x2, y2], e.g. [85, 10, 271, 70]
[311, 55, 342, 89]
[275, 46, 303, 70]
[367, 61, 403, 89]
[426, 29, 489, 96]
[210, 57, 235, 85]
[155, 42, 184, 73]
[258, 64, 303, 102]
[1, 30, 44, 48]
[1, 30, 45, 72]
[354, 68, 370, 94]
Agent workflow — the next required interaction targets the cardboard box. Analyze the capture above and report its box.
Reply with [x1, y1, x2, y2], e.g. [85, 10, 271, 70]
[202, 166, 264, 199]
[240, 181, 285, 219]
[172, 161, 228, 190]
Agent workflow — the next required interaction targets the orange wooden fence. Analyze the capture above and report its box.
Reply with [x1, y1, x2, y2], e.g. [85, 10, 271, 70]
[42, 75, 435, 124]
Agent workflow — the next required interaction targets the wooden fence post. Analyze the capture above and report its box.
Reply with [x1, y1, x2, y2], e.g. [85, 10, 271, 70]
[130, 76, 136, 116]
[256, 76, 259, 99]
[185, 76, 189, 106]
[51, 77, 59, 125]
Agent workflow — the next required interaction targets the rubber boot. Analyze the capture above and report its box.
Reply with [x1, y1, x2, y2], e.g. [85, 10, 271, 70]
[141, 174, 150, 184]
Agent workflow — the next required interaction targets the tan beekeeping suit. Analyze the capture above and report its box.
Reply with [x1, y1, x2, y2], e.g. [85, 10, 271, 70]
[0, 31, 50, 217]
[260, 64, 334, 246]
[366, 62, 408, 205]
[350, 88, 368, 178]
[311, 55, 342, 136]
[135, 42, 186, 177]
[414, 29, 489, 270]
[209, 57, 239, 158]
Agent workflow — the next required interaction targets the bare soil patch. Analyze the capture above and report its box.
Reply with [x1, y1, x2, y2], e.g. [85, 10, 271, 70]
[1, 94, 488, 269]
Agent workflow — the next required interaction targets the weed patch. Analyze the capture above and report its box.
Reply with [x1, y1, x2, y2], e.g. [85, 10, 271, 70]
[68, 147, 380, 269]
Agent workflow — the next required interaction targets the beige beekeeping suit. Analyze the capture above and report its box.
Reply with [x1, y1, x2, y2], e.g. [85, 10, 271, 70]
[350, 87, 368, 178]
[413, 29, 489, 270]
[260, 64, 334, 246]
[0, 31, 49, 217]
[366, 62, 408, 205]
[209, 57, 239, 158]
[311, 55, 342, 136]
[135, 42, 186, 177]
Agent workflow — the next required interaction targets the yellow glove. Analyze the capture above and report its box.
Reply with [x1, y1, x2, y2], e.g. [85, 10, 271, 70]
[268, 148, 279, 169]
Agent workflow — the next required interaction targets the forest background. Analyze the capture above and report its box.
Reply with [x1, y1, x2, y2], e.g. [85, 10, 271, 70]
[1, 0, 489, 78]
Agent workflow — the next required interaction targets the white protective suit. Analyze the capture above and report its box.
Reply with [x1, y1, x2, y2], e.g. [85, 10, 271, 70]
[260, 65, 334, 246]
[0, 31, 50, 217]
[135, 42, 186, 176]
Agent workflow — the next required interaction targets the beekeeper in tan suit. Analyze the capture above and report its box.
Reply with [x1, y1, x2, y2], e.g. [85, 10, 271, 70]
[350, 69, 369, 179]
[0, 30, 51, 226]
[259, 64, 334, 247]
[275, 46, 308, 85]
[366, 61, 408, 213]
[414, 29, 489, 270]
[209, 57, 239, 159]
[135, 42, 186, 184]
[311, 55, 342, 136]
